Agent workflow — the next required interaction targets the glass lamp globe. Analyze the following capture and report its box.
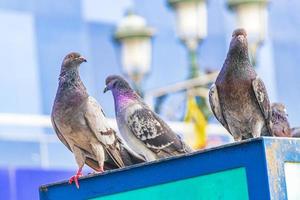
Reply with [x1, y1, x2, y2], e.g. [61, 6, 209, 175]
[169, 0, 208, 49]
[228, 0, 269, 44]
[115, 12, 154, 82]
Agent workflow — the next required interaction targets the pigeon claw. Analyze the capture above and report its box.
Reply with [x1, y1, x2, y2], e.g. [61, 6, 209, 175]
[95, 166, 104, 173]
[68, 171, 83, 189]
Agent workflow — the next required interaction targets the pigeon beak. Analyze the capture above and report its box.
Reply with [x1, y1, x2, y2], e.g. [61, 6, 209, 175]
[103, 86, 109, 93]
[79, 56, 87, 63]
[236, 35, 245, 43]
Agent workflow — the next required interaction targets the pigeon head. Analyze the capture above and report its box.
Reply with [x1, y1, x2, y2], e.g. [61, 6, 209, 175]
[104, 75, 134, 94]
[62, 52, 87, 69]
[227, 28, 249, 59]
[271, 103, 288, 117]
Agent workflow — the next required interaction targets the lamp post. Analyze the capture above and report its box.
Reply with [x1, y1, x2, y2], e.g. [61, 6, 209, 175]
[227, 0, 270, 66]
[168, 0, 211, 149]
[115, 11, 154, 95]
[168, 0, 208, 78]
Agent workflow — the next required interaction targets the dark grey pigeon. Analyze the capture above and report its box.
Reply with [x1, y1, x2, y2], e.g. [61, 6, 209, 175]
[104, 75, 192, 161]
[209, 29, 272, 141]
[51, 53, 145, 188]
[269, 103, 291, 137]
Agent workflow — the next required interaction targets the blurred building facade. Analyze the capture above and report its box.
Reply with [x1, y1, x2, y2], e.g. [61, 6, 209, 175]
[0, 0, 300, 199]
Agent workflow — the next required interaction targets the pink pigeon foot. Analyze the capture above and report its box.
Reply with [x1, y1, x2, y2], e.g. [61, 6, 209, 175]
[95, 166, 104, 173]
[69, 168, 83, 189]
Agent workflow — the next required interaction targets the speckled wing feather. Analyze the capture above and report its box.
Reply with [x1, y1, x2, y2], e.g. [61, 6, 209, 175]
[252, 77, 271, 121]
[51, 114, 101, 171]
[127, 108, 192, 157]
[209, 84, 230, 133]
[252, 77, 272, 135]
[84, 97, 125, 168]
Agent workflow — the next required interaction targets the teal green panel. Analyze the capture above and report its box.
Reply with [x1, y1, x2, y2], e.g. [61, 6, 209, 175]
[91, 167, 249, 200]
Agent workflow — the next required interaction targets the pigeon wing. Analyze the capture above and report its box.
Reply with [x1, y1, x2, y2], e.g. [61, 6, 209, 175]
[51, 113, 101, 171]
[51, 114, 72, 151]
[209, 84, 230, 133]
[84, 97, 125, 168]
[252, 77, 272, 135]
[126, 107, 192, 157]
[252, 77, 271, 121]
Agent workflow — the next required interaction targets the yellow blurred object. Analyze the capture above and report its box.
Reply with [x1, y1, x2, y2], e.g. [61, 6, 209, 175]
[184, 96, 207, 150]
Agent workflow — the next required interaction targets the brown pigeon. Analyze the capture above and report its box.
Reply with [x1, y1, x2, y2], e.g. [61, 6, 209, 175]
[209, 29, 272, 141]
[51, 53, 145, 188]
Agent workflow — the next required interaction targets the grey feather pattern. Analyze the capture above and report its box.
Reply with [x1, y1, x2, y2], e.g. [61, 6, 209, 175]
[208, 84, 230, 133]
[252, 77, 272, 135]
[127, 107, 192, 156]
[252, 77, 271, 121]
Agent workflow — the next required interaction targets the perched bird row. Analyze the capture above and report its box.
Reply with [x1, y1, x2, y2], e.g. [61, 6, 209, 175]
[51, 53, 192, 188]
[52, 28, 299, 188]
[209, 28, 300, 141]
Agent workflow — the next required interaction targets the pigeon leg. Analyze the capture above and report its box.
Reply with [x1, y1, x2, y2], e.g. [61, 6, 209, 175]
[70, 146, 86, 189]
[228, 125, 242, 141]
[69, 167, 83, 189]
[252, 120, 264, 138]
[96, 166, 104, 173]
[233, 135, 242, 141]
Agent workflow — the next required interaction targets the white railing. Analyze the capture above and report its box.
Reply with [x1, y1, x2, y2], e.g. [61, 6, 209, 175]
[144, 72, 218, 109]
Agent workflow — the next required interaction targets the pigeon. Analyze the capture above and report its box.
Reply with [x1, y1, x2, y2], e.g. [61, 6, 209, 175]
[51, 53, 145, 188]
[269, 103, 291, 137]
[270, 103, 300, 138]
[104, 75, 192, 161]
[291, 127, 300, 138]
[209, 29, 272, 141]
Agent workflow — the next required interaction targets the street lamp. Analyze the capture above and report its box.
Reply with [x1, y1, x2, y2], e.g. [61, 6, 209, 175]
[168, 0, 211, 149]
[227, 0, 270, 66]
[115, 11, 154, 95]
[168, 0, 208, 78]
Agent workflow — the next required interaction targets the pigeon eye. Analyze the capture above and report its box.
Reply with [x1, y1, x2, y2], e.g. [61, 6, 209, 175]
[113, 80, 118, 88]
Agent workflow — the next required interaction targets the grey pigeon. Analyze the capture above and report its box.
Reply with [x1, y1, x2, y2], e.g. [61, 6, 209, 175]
[209, 29, 272, 141]
[104, 75, 192, 161]
[270, 103, 300, 138]
[269, 103, 291, 137]
[51, 53, 145, 188]
[291, 127, 300, 138]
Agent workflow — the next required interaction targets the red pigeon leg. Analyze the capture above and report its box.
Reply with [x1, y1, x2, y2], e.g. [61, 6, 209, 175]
[68, 167, 83, 189]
